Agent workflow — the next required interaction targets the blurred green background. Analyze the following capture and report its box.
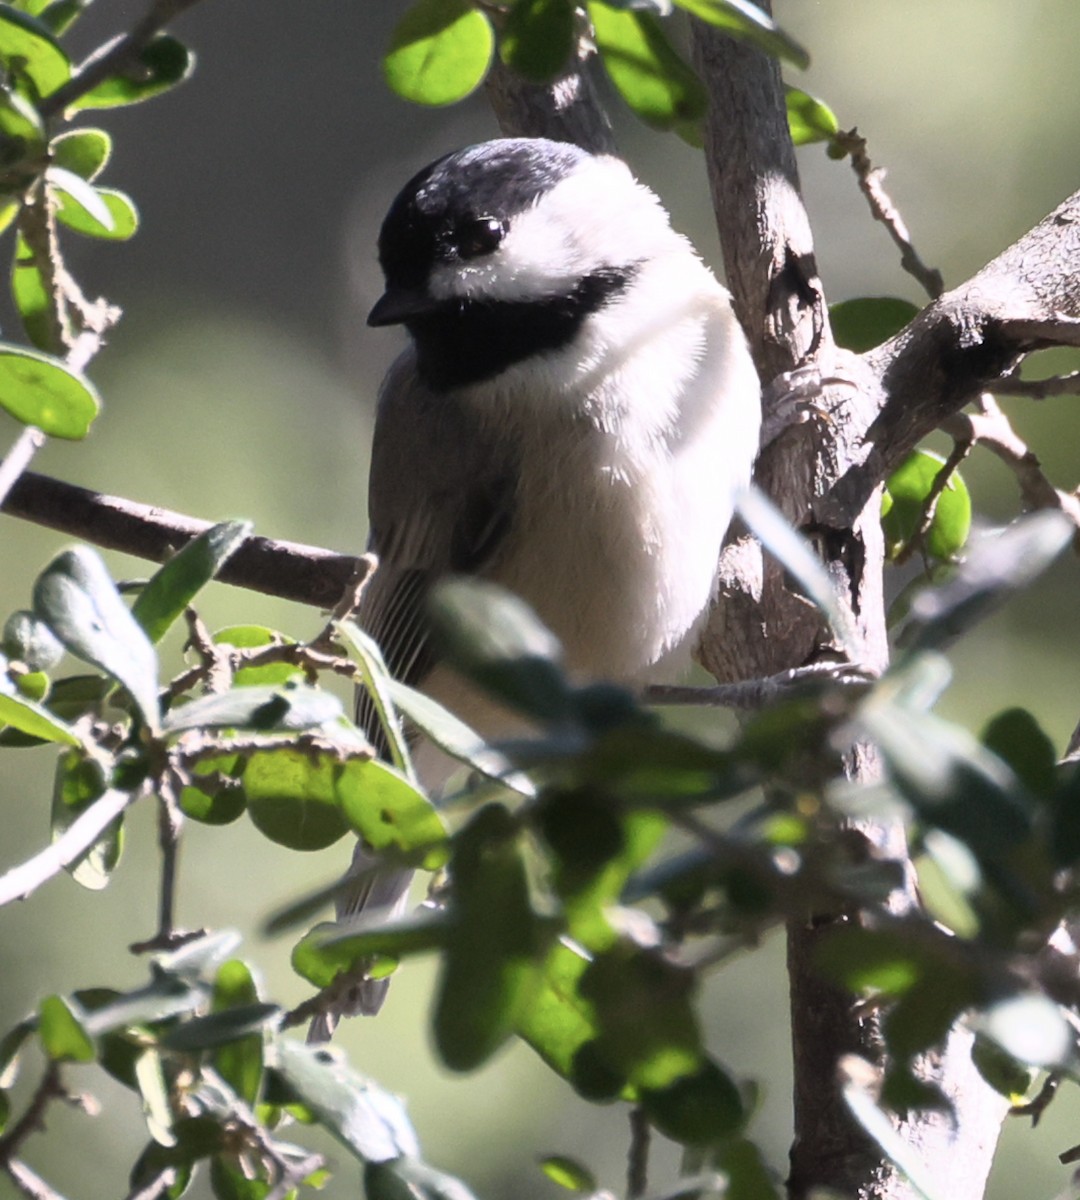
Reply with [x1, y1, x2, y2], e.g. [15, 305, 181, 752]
[1, 1, 1079, 1197]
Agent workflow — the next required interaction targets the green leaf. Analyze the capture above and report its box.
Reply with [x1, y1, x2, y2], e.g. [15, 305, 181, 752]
[292, 909, 450, 988]
[336, 756, 447, 869]
[785, 84, 838, 146]
[0, 343, 100, 436]
[900, 511, 1073, 652]
[973, 992, 1072, 1069]
[209, 1156, 269, 1200]
[0, 6, 70, 96]
[365, 1157, 480, 1200]
[162, 1003, 279, 1052]
[53, 179, 138, 240]
[501, 0, 575, 82]
[0, 674, 78, 743]
[881, 450, 971, 562]
[162, 682, 342, 734]
[588, 4, 706, 140]
[11, 232, 52, 350]
[434, 804, 550, 1071]
[135, 1046, 174, 1146]
[970, 1035, 1038, 1102]
[271, 1038, 420, 1164]
[153, 929, 243, 980]
[37, 0, 88, 36]
[49, 126, 110, 178]
[178, 754, 245, 825]
[0, 85, 46, 176]
[713, 1139, 782, 1200]
[0, 1017, 36, 1088]
[640, 1058, 745, 1146]
[46, 162, 111, 225]
[981, 708, 1057, 800]
[215, 624, 301, 687]
[51, 748, 123, 888]
[71, 34, 193, 109]
[831, 297, 919, 353]
[384, 0, 494, 106]
[132, 520, 252, 643]
[538, 1156, 597, 1194]
[38, 993, 94, 1061]
[33, 547, 160, 728]
[243, 747, 351, 852]
[336, 618, 414, 777]
[673, 0, 808, 68]
[429, 578, 572, 722]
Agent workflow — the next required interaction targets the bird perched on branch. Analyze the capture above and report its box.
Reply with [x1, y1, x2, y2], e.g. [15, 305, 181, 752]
[309, 136, 760, 1040]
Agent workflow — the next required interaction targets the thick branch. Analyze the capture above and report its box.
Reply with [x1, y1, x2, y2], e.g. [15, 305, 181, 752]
[1, 471, 366, 610]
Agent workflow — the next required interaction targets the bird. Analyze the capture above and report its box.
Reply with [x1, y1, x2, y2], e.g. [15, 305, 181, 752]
[308, 136, 761, 1039]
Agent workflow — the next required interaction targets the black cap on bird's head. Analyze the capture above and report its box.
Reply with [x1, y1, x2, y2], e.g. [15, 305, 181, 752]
[368, 138, 592, 327]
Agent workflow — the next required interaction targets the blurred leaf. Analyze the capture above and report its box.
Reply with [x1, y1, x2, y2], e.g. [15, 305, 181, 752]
[0, 673, 78, 743]
[38, 993, 94, 1061]
[899, 511, 1073, 652]
[71, 33, 193, 109]
[588, 4, 706, 140]
[429, 578, 572, 722]
[292, 909, 450, 988]
[33, 547, 160, 728]
[48, 127, 108, 176]
[215, 624, 301, 688]
[78, 977, 205, 1038]
[335, 756, 447, 868]
[388, 677, 530, 793]
[53, 178, 138, 239]
[272, 1038, 420, 1163]
[132, 520, 251, 643]
[881, 451, 971, 562]
[0, 343, 100, 436]
[785, 85, 838, 145]
[641, 1058, 745, 1146]
[434, 804, 550, 1071]
[674, 0, 808, 68]
[0, 1017, 36, 1088]
[209, 1156, 269, 1200]
[886, 973, 978, 1063]
[501, 0, 574, 82]
[738, 485, 855, 651]
[11, 232, 51, 349]
[981, 708, 1057, 800]
[4, 608, 63, 669]
[135, 1045, 174, 1146]
[153, 929, 243, 981]
[0, 6, 69, 96]
[37, 0, 88, 36]
[162, 682, 342, 734]
[970, 1034, 1038, 1102]
[384, 0, 494, 106]
[830, 297, 919, 353]
[816, 926, 946, 999]
[842, 1058, 946, 1200]
[162, 1003, 279, 1052]
[973, 993, 1072, 1069]
[365, 1157, 479, 1200]
[713, 1138, 781, 1200]
[243, 747, 350, 852]
[46, 162, 112, 225]
[538, 1156, 596, 1193]
[915, 831, 980, 938]
[51, 748, 123, 888]
[0, 85, 45, 175]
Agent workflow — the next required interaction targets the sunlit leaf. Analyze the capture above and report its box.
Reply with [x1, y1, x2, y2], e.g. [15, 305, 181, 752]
[785, 85, 838, 145]
[881, 450, 971, 562]
[71, 34, 193, 110]
[53, 180, 138, 240]
[0, 7, 70, 96]
[49, 126, 110, 178]
[673, 0, 808, 68]
[0, 342, 100, 437]
[384, 0, 494, 106]
[38, 994, 94, 1061]
[243, 746, 350, 852]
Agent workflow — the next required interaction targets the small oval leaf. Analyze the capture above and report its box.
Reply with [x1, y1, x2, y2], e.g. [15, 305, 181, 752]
[0, 342, 100, 437]
[384, 0, 494, 106]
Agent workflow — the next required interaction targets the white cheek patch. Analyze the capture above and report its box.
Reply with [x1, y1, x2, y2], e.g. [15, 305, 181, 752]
[427, 156, 680, 305]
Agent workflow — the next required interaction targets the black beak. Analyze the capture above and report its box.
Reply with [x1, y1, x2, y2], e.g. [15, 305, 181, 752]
[367, 287, 440, 327]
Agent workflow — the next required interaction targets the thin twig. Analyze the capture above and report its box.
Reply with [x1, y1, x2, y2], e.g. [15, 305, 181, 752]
[996, 370, 1080, 399]
[627, 1106, 651, 1200]
[832, 128, 944, 300]
[41, 0, 206, 119]
[0, 427, 47, 507]
[0, 1062, 64, 1166]
[0, 786, 139, 907]
[4, 1159, 68, 1200]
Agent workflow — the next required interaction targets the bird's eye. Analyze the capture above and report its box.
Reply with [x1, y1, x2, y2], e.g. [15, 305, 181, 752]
[456, 215, 504, 260]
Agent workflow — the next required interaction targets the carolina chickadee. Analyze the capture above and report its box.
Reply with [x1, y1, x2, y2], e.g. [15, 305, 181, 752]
[311, 137, 760, 1037]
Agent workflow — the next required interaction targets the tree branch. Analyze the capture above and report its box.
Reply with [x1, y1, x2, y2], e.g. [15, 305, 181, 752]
[1, 471, 368, 610]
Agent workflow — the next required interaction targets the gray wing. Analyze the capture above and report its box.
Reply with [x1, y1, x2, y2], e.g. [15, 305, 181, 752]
[356, 347, 517, 748]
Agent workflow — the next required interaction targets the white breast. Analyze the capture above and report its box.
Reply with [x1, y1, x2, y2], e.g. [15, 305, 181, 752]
[468, 250, 760, 685]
